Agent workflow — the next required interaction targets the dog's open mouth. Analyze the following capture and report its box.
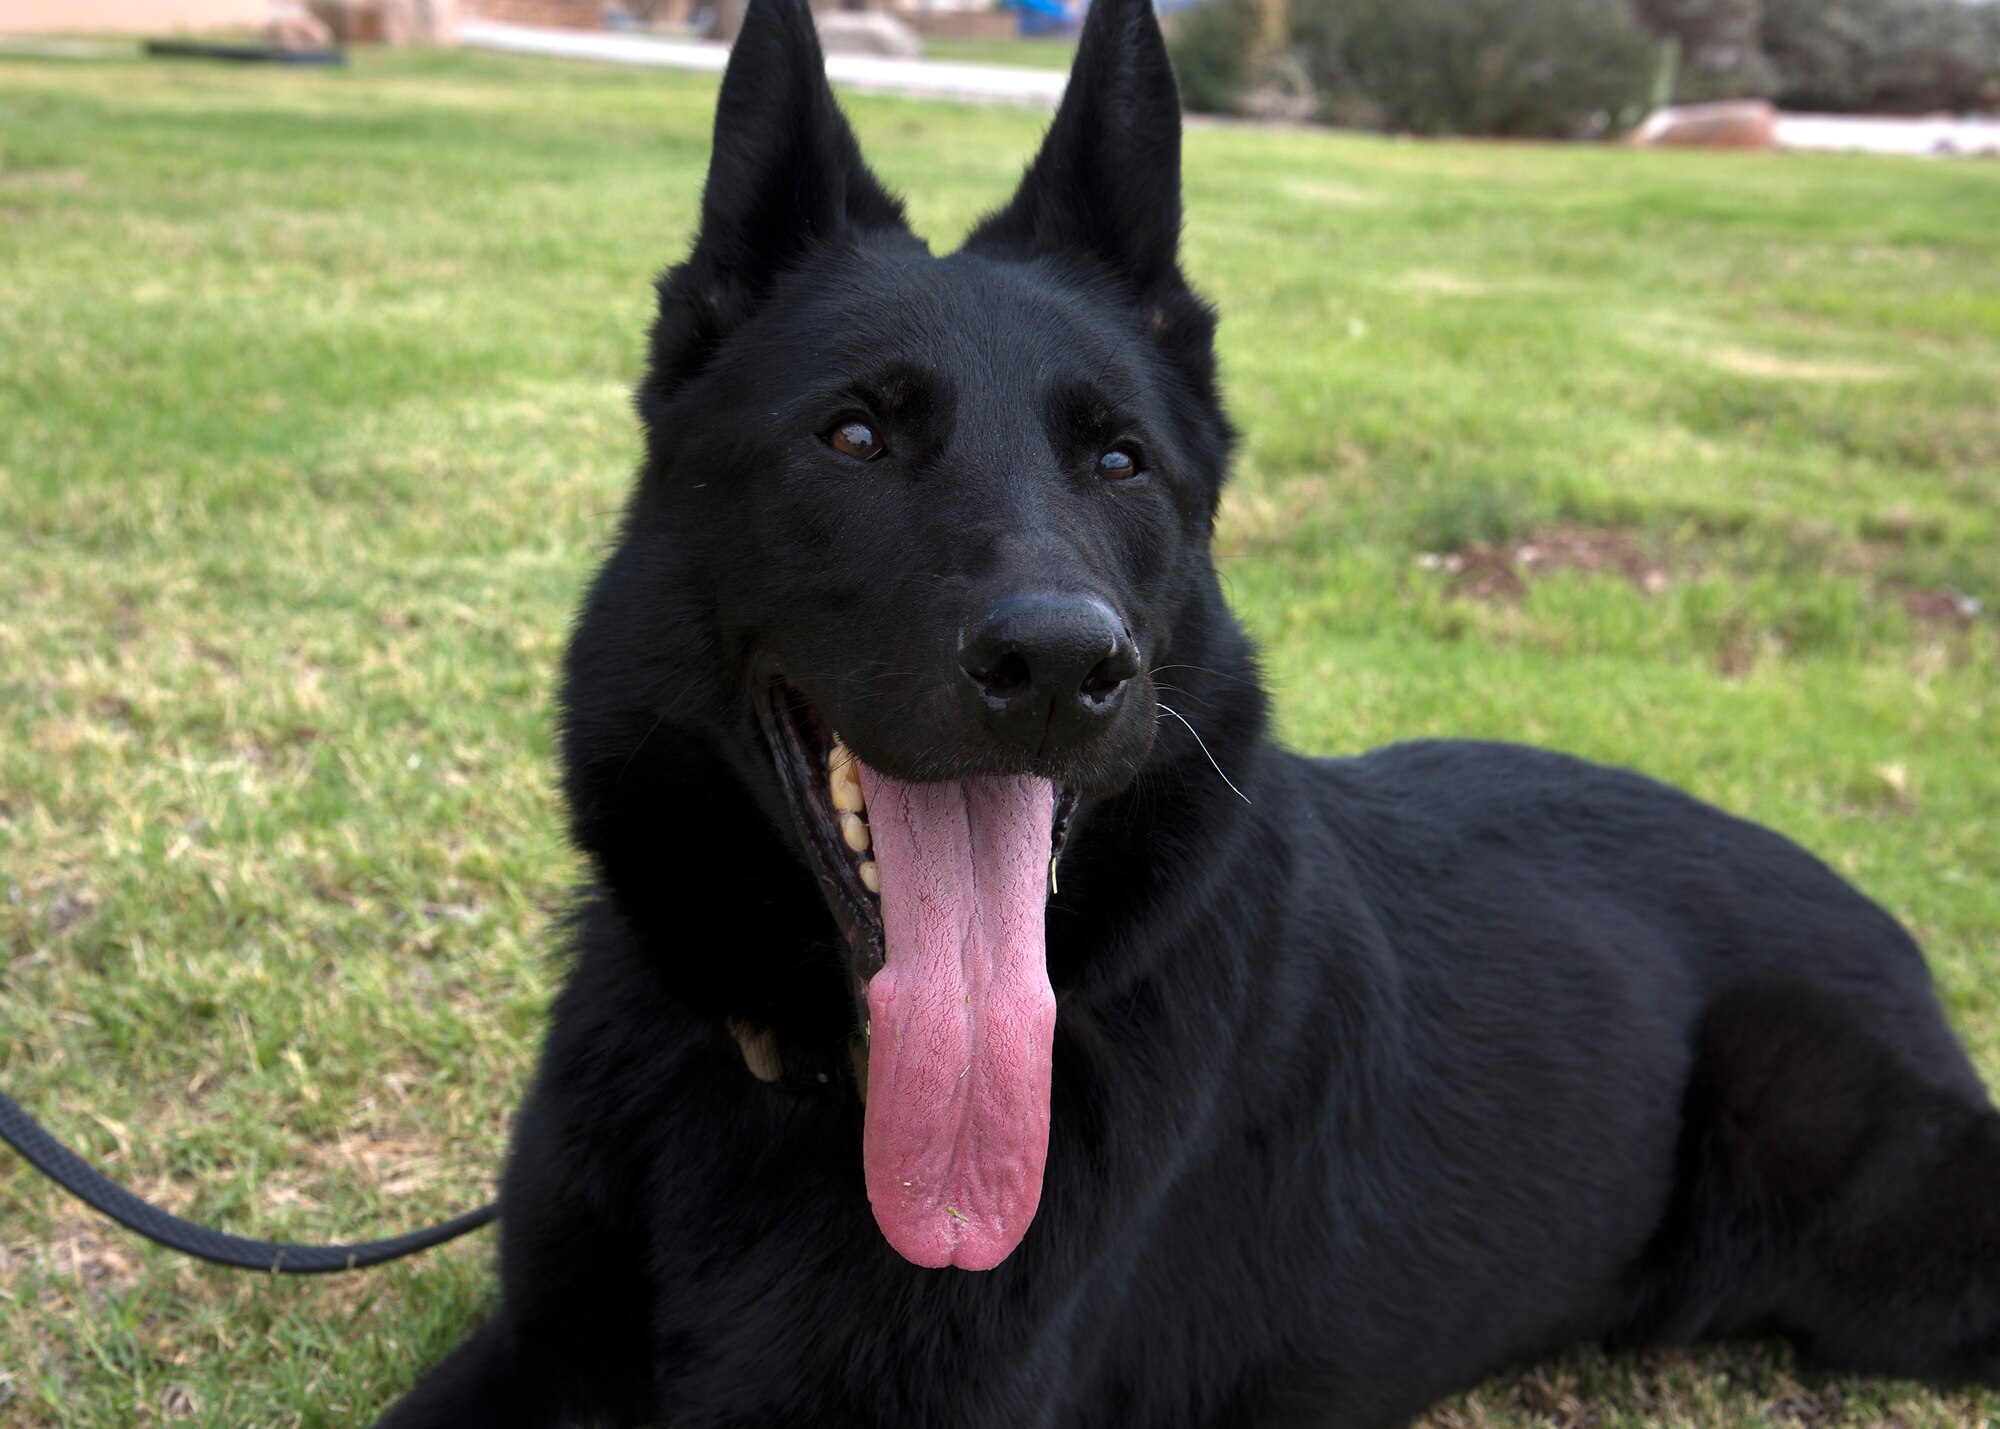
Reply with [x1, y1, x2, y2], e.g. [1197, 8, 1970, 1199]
[757, 679, 1077, 1271]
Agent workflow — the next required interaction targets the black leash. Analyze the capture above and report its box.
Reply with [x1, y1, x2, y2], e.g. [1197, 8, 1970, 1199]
[0, 1087, 496, 1273]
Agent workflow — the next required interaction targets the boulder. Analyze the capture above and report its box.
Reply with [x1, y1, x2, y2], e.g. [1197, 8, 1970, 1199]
[307, 0, 455, 43]
[406, 0, 458, 44]
[814, 11, 921, 59]
[307, 0, 383, 41]
[264, 0, 336, 47]
[1633, 99, 1779, 149]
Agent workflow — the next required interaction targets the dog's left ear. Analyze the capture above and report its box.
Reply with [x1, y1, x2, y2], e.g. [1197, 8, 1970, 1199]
[647, 0, 911, 398]
[964, 0, 1213, 382]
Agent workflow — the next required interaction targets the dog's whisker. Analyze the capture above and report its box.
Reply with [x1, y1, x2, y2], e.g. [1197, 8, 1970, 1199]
[615, 711, 672, 784]
[1148, 663, 1258, 687]
[1154, 701, 1251, 806]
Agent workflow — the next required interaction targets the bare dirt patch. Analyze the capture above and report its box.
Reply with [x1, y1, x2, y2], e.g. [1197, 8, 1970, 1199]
[1419, 527, 1671, 604]
[1280, 178, 1385, 208]
[0, 1217, 145, 1299]
[1897, 586, 1983, 633]
[7, 878, 100, 947]
[0, 169, 89, 193]
[1393, 270, 1500, 297]
[1707, 348, 1901, 384]
[304, 1132, 453, 1202]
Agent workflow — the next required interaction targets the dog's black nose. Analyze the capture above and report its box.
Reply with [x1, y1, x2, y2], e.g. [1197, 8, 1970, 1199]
[961, 594, 1139, 730]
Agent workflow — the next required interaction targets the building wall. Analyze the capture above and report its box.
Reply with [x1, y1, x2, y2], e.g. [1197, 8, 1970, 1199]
[0, 0, 267, 32]
[458, 0, 600, 26]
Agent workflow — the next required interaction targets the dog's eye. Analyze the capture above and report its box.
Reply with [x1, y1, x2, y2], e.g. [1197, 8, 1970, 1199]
[827, 419, 884, 462]
[1097, 447, 1142, 480]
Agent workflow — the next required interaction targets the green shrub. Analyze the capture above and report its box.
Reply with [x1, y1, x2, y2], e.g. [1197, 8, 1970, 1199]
[1630, 0, 1778, 99]
[1169, 0, 2000, 126]
[1759, 0, 1999, 113]
[1293, 0, 1656, 137]
[1167, 0, 1263, 114]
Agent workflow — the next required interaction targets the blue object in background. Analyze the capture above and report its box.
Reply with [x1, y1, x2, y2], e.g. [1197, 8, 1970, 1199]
[1006, 0, 1192, 39]
[1007, 0, 1082, 38]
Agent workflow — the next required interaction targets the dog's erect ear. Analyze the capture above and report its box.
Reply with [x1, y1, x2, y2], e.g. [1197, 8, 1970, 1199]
[694, 0, 907, 273]
[964, 0, 1186, 300]
[646, 0, 910, 398]
[962, 0, 1217, 399]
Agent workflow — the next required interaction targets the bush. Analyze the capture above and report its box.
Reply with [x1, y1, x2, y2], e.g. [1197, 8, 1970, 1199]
[1168, 0, 2000, 126]
[1293, 0, 1657, 137]
[1168, 0, 1263, 114]
[1759, 0, 2000, 113]
[1629, 0, 1778, 100]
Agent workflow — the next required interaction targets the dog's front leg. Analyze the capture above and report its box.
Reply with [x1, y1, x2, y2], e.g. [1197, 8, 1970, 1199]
[371, 1316, 571, 1429]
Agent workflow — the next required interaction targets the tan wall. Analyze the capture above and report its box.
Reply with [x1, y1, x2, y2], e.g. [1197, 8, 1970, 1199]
[459, 0, 599, 25]
[0, 0, 267, 33]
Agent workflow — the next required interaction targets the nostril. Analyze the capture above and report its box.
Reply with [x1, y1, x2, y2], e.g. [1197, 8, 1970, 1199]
[1080, 631, 1141, 710]
[1079, 657, 1128, 704]
[971, 651, 1033, 703]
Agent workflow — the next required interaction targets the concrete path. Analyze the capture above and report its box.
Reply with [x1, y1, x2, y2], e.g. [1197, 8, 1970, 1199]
[458, 20, 1067, 106]
[1774, 114, 2000, 158]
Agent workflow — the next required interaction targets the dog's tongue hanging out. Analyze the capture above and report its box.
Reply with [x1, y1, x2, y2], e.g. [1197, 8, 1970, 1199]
[853, 767, 1057, 1271]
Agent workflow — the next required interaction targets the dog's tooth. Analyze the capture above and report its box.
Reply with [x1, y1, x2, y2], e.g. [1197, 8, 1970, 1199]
[841, 812, 870, 854]
[725, 1017, 783, 1084]
[858, 859, 880, 894]
[831, 768, 865, 814]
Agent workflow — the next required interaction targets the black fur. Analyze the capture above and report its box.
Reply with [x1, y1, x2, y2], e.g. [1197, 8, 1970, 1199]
[375, 0, 2000, 1421]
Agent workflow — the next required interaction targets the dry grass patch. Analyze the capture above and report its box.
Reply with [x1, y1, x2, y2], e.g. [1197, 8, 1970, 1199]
[1706, 347, 1904, 384]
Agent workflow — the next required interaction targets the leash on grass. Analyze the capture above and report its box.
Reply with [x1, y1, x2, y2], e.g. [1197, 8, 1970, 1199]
[0, 1087, 496, 1273]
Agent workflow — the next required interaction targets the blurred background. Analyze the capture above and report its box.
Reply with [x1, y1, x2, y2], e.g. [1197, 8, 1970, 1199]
[1, 0, 1996, 1424]
[7, 0, 2000, 136]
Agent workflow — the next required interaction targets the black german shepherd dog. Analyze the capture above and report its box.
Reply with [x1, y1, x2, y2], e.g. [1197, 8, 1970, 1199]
[376, 0, 2000, 1421]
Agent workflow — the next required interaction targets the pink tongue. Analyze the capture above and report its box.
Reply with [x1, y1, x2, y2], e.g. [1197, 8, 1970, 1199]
[854, 766, 1056, 1271]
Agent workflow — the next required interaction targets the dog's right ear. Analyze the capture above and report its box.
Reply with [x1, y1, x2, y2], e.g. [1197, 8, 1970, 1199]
[646, 0, 910, 398]
[963, 0, 1219, 400]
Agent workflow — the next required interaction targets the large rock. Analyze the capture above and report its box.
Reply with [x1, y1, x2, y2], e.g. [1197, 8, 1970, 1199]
[814, 11, 921, 59]
[406, 0, 459, 44]
[307, 0, 456, 43]
[1633, 99, 1779, 149]
[264, 0, 336, 47]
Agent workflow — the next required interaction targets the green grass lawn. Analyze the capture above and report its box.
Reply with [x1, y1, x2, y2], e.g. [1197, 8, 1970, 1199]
[2, 45, 1997, 1429]
[919, 35, 1076, 67]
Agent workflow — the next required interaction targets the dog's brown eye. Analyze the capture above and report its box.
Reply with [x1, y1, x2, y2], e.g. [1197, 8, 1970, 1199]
[828, 420, 883, 462]
[1097, 447, 1141, 480]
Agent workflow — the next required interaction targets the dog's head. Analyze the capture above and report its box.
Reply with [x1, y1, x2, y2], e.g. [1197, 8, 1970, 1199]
[641, 0, 1232, 797]
[564, 0, 1249, 1272]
